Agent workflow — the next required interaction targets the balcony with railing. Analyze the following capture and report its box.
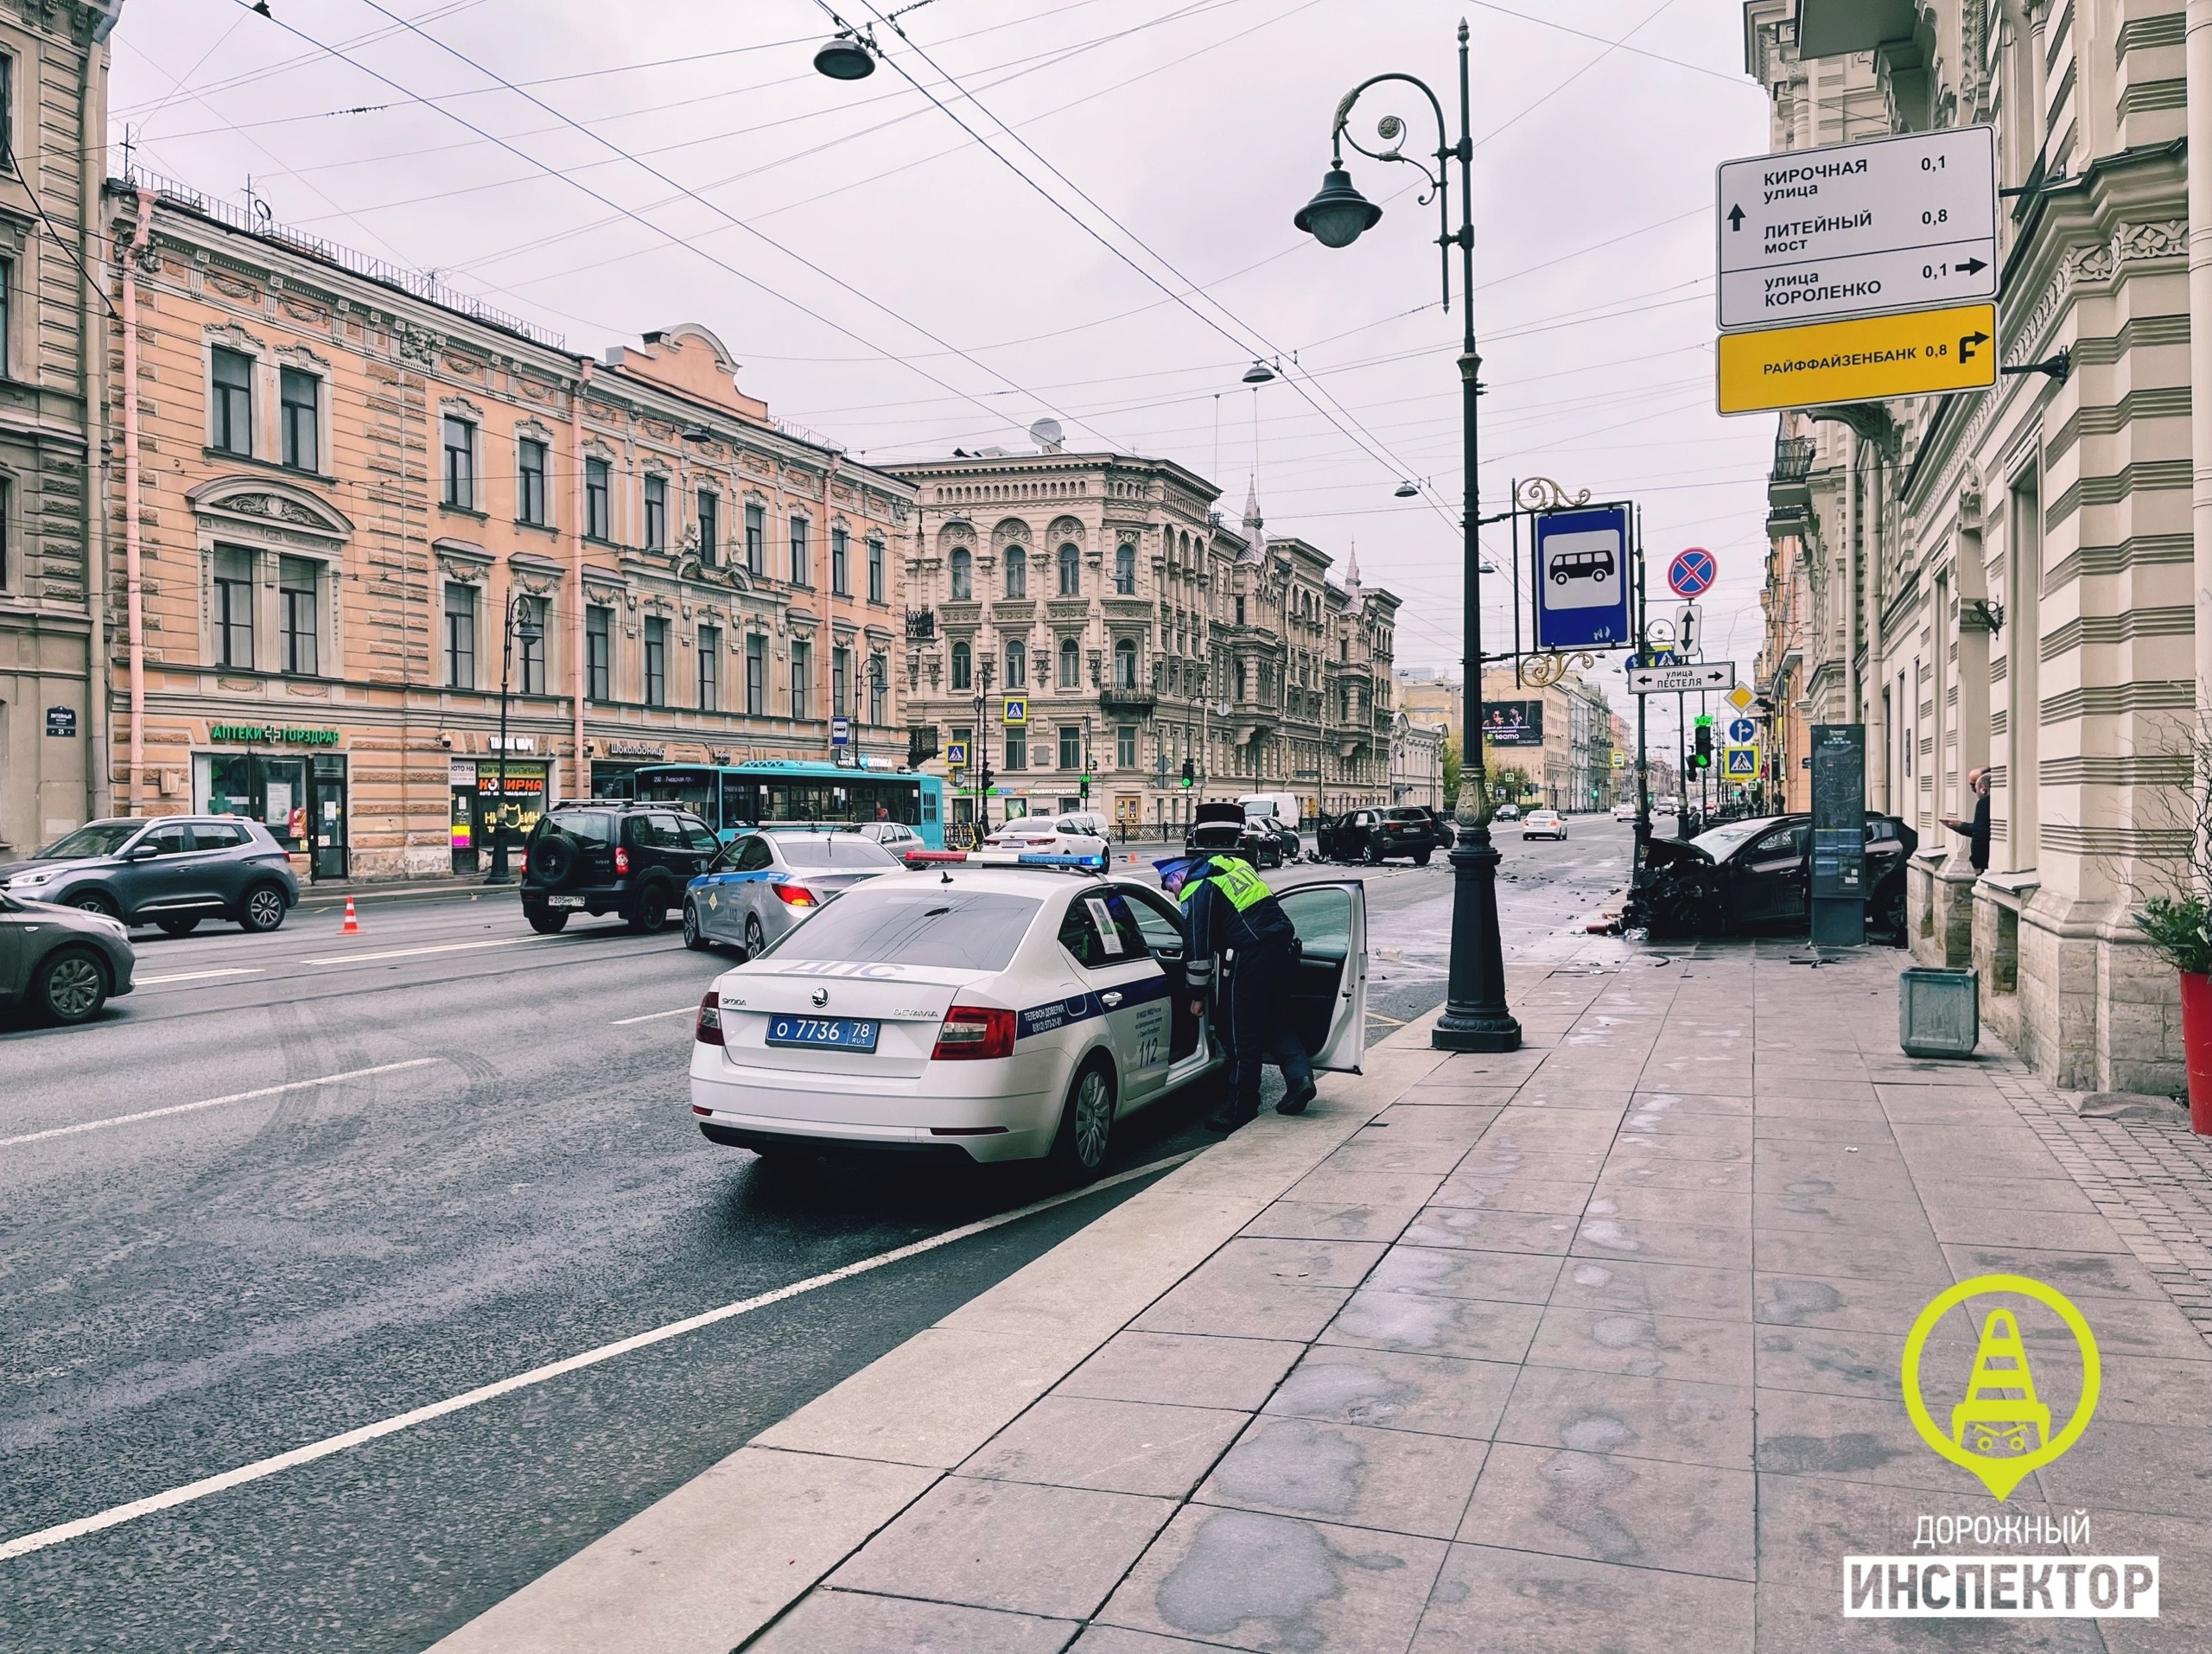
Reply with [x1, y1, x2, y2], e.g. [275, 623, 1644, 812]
[905, 608, 937, 641]
[1769, 436, 1815, 510]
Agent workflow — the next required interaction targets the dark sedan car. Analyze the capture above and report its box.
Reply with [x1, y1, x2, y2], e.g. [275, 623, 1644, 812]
[1185, 801, 1283, 869]
[0, 890, 137, 1023]
[0, 816, 298, 934]
[1624, 812, 1916, 943]
[1318, 806, 1437, 866]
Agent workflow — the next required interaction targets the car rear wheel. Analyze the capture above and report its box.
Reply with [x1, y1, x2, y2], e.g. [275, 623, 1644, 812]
[1413, 849, 1432, 867]
[156, 915, 201, 937]
[682, 901, 710, 951]
[526, 908, 569, 935]
[629, 881, 672, 934]
[239, 883, 288, 933]
[743, 913, 766, 960]
[1047, 1058, 1116, 1185]
[72, 892, 118, 920]
[35, 948, 108, 1024]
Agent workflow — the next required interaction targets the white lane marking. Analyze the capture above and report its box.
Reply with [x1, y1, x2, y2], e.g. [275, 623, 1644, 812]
[609, 1005, 697, 1026]
[135, 968, 266, 985]
[296, 938, 535, 966]
[0, 1147, 1202, 1562]
[0, 1059, 442, 1149]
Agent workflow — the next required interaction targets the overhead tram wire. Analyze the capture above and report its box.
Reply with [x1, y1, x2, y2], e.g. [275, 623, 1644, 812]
[224, 1, 1112, 454]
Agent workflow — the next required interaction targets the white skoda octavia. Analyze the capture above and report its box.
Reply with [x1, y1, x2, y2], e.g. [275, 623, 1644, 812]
[690, 860, 1369, 1182]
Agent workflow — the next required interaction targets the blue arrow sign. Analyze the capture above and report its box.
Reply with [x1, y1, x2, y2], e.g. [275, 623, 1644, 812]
[1727, 716, 1757, 744]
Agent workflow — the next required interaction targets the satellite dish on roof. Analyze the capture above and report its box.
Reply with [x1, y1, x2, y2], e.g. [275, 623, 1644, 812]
[1028, 417, 1065, 452]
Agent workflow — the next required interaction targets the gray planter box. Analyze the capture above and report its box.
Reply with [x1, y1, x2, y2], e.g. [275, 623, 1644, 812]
[1900, 966, 1980, 1058]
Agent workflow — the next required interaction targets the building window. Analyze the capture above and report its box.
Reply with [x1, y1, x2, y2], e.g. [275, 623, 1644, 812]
[1114, 637, 1138, 689]
[789, 516, 810, 586]
[1117, 724, 1136, 767]
[831, 526, 850, 596]
[1115, 544, 1135, 594]
[586, 604, 612, 701]
[279, 557, 319, 676]
[517, 438, 549, 525]
[951, 639, 972, 690]
[0, 260, 10, 378]
[644, 475, 667, 550]
[697, 624, 720, 711]
[1058, 635, 1080, 688]
[744, 501, 764, 575]
[791, 639, 810, 720]
[211, 347, 253, 457]
[279, 367, 320, 472]
[1235, 595, 1247, 626]
[950, 546, 972, 600]
[1003, 730, 1027, 771]
[696, 489, 718, 565]
[1058, 544, 1080, 596]
[442, 416, 475, 509]
[443, 582, 477, 689]
[214, 549, 254, 669]
[1058, 725, 1081, 770]
[868, 537, 886, 604]
[868, 652, 887, 723]
[1005, 547, 1027, 599]
[518, 595, 545, 694]
[643, 616, 667, 706]
[833, 646, 850, 718]
[0, 477, 10, 590]
[1005, 637, 1026, 689]
[585, 457, 611, 542]
[745, 633, 766, 715]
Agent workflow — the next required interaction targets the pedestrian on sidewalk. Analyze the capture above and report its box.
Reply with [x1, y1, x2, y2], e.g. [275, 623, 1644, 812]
[1942, 767, 1991, 872]
[1157, 853, 1317, 1132]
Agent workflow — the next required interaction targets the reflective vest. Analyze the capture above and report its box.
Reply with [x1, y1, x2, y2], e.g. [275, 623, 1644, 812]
[1180, 855, 1270, 913]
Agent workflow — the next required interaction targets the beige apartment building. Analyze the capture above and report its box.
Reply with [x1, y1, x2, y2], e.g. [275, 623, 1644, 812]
[887, 455, 1402, 835]
[1745, 0, 2201, 1091]
[100, 175, 911, 881]
[0, 2, 121, 856]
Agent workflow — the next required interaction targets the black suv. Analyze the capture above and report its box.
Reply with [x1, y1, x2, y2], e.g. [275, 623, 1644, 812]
[520, 803, 721, 934]
[1319, 807, 1438, 866]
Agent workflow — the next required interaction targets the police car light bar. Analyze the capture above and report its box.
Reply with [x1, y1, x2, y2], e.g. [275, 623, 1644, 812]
[902, 849, 1108, 871]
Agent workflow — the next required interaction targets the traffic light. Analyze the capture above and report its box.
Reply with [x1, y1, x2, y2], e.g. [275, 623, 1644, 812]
[1693, 717, 1713, 771]
[1179, 757, 1194, 787]
[1079, 773, 1091, 799]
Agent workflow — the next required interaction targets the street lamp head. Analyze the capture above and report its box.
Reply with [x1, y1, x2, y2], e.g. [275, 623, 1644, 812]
[1394, 479, 1418, 498]
[516, 614, 543, 645]
[679, 423, 712, 442]
[812, 35, 877, 80]
[1294, 165, 1382, 249]
[1241, 359, 1275, 385]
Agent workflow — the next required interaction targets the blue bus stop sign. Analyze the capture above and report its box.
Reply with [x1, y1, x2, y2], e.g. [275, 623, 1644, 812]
[1532, 504, 1631, 651]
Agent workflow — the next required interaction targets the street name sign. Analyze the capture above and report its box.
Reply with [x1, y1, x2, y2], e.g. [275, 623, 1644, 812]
[1717, 127, 1996, 330]
[1718, 302, 1996, 415]
[1532, 503, 1632, 651]
[1668, 547, 1715, 596]
[1628, 660, 1736, 695]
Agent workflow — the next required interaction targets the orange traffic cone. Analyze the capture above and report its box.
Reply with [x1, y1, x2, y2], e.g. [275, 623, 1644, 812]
[340, 896, 359, 935]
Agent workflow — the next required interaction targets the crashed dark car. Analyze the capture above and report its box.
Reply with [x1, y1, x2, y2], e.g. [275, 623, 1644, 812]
[1317, 807, 1435, 866]
[1185, 800, 1282, 869]
[1623, 812, 1916, 944]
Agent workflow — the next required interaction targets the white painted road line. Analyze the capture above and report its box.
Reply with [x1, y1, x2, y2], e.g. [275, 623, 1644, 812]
[297, 938, 536, 966]
[0, 1059, 442, 1150]
[0, 1147, 1201, 1563]
[609, 1006, 696, 1027]
[135, 968, 266, 985]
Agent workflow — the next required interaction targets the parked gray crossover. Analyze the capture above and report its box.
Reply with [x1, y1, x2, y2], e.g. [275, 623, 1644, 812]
[0, 816, 300, 934]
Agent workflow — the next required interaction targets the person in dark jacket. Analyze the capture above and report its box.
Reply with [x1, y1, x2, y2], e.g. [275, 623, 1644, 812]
[1159, 854, 1318, 1131]
[1942, 767, 1991, 872]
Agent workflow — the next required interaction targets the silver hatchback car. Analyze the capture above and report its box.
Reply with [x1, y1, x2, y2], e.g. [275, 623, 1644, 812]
[681, 829, 901, 957]
[0, 816, 300, 934]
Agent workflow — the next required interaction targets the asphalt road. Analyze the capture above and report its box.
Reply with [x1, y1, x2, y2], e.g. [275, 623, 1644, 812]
[0, 820, 1632, 1653]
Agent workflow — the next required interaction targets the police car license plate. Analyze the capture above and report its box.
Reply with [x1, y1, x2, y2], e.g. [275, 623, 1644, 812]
[765, 1015, 880, 1052]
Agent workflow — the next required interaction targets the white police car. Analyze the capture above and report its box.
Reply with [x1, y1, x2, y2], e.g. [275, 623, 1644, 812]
[689, 854, 1369, 1182]
[681, 828, 903, 957]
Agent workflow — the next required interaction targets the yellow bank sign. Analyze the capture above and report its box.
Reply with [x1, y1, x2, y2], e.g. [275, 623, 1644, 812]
[1718, 302, 1997, 415]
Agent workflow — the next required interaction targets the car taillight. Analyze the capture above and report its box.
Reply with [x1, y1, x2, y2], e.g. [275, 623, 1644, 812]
[931, 1005, 1015, 1060]
[771, 881, 816, 907]
[613, 846, 631, 875]
[695, 992, 724, 1046]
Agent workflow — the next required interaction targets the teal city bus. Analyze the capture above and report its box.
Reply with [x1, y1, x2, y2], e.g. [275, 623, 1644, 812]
[630, 760, 946, 848]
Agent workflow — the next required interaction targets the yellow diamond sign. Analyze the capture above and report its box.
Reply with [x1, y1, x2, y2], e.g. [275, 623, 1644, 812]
[1726, 684, 1754, 713]
[1718, 302, 1997, 415]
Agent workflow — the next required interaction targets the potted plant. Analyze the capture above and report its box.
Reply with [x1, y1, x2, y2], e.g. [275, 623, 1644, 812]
[2133, 894, 2212, 1133]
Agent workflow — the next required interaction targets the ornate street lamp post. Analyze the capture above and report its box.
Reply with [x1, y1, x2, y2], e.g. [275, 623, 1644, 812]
[485, 590, 543, 886]
[1295, 21, 1519, 1052]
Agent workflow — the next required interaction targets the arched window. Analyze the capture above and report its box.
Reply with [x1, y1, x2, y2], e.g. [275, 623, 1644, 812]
[951, 639, 971, 690]
[1058, 635, 1080, 688]
[950, 546, 972, 600]
[1006, 637, 1026, 688]
[1113, 637, 1138, 690]
[1114, 543, 1135, 595]
[1005, 547, 1026, 599]
[1058, 544, 1080, 596]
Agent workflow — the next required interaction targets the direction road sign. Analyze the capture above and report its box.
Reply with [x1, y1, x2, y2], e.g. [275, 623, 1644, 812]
[1002, 696, 1027, 724]
[1726, 684, 1755, 713]
[945, 741, 969, 768]
[1723, 744, 1759, 779]
[1627, 660, 1736, 695]
[1717, 126, 1996, 330]
[1668, 548, 1715, 597]
[1533, 503, 1632, 651]
[1727, 716, 1757, 744]
[1717, 301, 1996, 415]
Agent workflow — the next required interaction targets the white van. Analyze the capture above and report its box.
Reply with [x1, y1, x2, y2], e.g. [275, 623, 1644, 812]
[1238, 792, 1302, 830]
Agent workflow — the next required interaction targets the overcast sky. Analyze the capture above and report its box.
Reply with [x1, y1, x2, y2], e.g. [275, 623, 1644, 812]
[110, 0, 1774, 727]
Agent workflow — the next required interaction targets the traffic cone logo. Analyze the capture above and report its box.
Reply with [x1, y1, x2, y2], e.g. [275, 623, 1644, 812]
[340, 896, 359, 935]
[1949, 1308, 2050, 1455]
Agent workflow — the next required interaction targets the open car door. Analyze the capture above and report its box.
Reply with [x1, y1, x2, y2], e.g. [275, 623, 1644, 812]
[1274, 881, 1368, 1072]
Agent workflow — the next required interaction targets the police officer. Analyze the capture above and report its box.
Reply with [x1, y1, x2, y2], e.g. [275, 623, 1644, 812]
[1158, 853, 1318, 1131]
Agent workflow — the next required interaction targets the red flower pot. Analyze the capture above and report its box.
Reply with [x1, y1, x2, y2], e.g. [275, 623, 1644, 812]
[2179, 971, 2212, 1135]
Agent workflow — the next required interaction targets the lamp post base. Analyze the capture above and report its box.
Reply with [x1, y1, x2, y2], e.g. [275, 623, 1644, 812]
[1431, 820, 1522, 1053]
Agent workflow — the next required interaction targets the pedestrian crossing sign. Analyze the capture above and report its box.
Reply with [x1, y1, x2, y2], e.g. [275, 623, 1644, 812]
[1723, 744, 1759, 779]
[946, 741, 969, 768]
[1002, 697, 1027, 725]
